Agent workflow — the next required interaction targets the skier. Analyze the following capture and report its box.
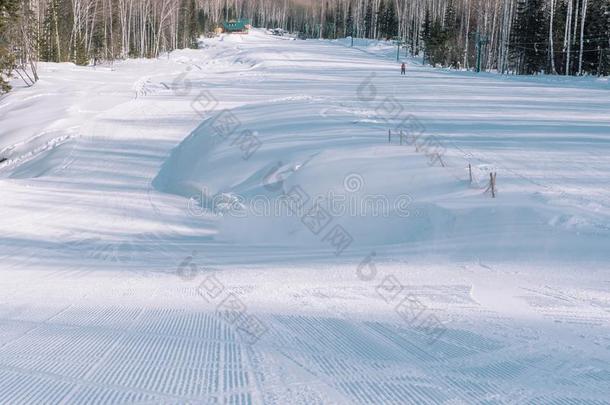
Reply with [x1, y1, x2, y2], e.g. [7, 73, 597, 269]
[400, 62, 406, 75]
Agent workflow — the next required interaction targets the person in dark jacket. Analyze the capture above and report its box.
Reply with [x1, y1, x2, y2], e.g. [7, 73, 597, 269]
[400, 63, 406, 75]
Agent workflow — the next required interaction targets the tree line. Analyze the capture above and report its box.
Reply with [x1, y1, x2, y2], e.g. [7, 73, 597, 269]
[1, 0, 609, 93]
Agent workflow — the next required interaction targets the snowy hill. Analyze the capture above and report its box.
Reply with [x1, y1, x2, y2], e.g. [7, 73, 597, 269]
[0, 29, 609, 404]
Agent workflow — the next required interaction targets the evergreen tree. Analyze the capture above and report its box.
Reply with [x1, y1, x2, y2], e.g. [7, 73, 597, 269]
[444, 0, 458, 32]
[379, 0, 398, 39]
[443, 0, 461, 67]
[0, 0, 19, 93]
[323, 1, 335, 38]
[426, 19, 449, 66]
[422, 3, 462, 68]
[551, 0, 567, 74]
[422, 7, 432, 63]
[583, 0, 610, 75]
[511, 0, 548, 74]
[40, 0, 60, 62]
[3, 0, 610, 87]
[345, 4, 354, 38]
[197, 9, 208, 35]
[334, 3, 344, 38]
[364, 0, 373, 38]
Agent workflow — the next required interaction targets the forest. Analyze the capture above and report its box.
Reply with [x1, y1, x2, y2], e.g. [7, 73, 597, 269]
[1, 0, 609, 93]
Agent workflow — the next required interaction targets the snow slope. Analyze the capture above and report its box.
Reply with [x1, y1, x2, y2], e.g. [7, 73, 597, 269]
[0, 29, 609, 404]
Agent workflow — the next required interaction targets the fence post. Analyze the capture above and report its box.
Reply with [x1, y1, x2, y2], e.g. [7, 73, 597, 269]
[490, 172, 496, 198]
[388, 129, 391, 143]
[400, 130, 403, 145]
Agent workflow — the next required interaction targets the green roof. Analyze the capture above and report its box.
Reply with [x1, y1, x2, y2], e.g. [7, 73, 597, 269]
[222, 19, 251, 32]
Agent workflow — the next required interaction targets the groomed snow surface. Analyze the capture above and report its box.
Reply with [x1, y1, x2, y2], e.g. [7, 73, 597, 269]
[1, 29, 609, 404]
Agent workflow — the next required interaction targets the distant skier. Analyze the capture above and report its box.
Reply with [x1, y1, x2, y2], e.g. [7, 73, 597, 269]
[400, 63, 406, 75]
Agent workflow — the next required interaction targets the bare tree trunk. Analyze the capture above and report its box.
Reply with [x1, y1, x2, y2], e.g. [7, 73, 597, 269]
[564, 0, 573, 75]
[549, 0, 556, 74]
[577, 0, 588, 75]
[463, 0, 470, 69]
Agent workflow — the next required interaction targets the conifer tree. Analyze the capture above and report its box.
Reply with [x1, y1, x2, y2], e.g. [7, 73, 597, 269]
[0, 0, 19, 93]
[511, 0, 548, 74]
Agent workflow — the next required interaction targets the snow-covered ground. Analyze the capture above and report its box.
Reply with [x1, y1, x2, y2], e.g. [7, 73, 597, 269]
[0, 29, 609, 404]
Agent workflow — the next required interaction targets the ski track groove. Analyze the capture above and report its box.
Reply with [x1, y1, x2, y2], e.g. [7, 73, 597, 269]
[1, 31, 609, 404]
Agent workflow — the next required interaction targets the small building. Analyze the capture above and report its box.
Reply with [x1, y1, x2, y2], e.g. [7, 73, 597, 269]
[221, 19, 252, 34]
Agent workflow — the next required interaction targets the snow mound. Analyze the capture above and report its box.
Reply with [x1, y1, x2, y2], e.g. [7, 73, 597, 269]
[152, 96, 609, 259]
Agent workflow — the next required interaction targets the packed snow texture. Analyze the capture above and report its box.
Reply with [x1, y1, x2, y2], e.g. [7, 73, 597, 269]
[0, 29, 609, 404]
